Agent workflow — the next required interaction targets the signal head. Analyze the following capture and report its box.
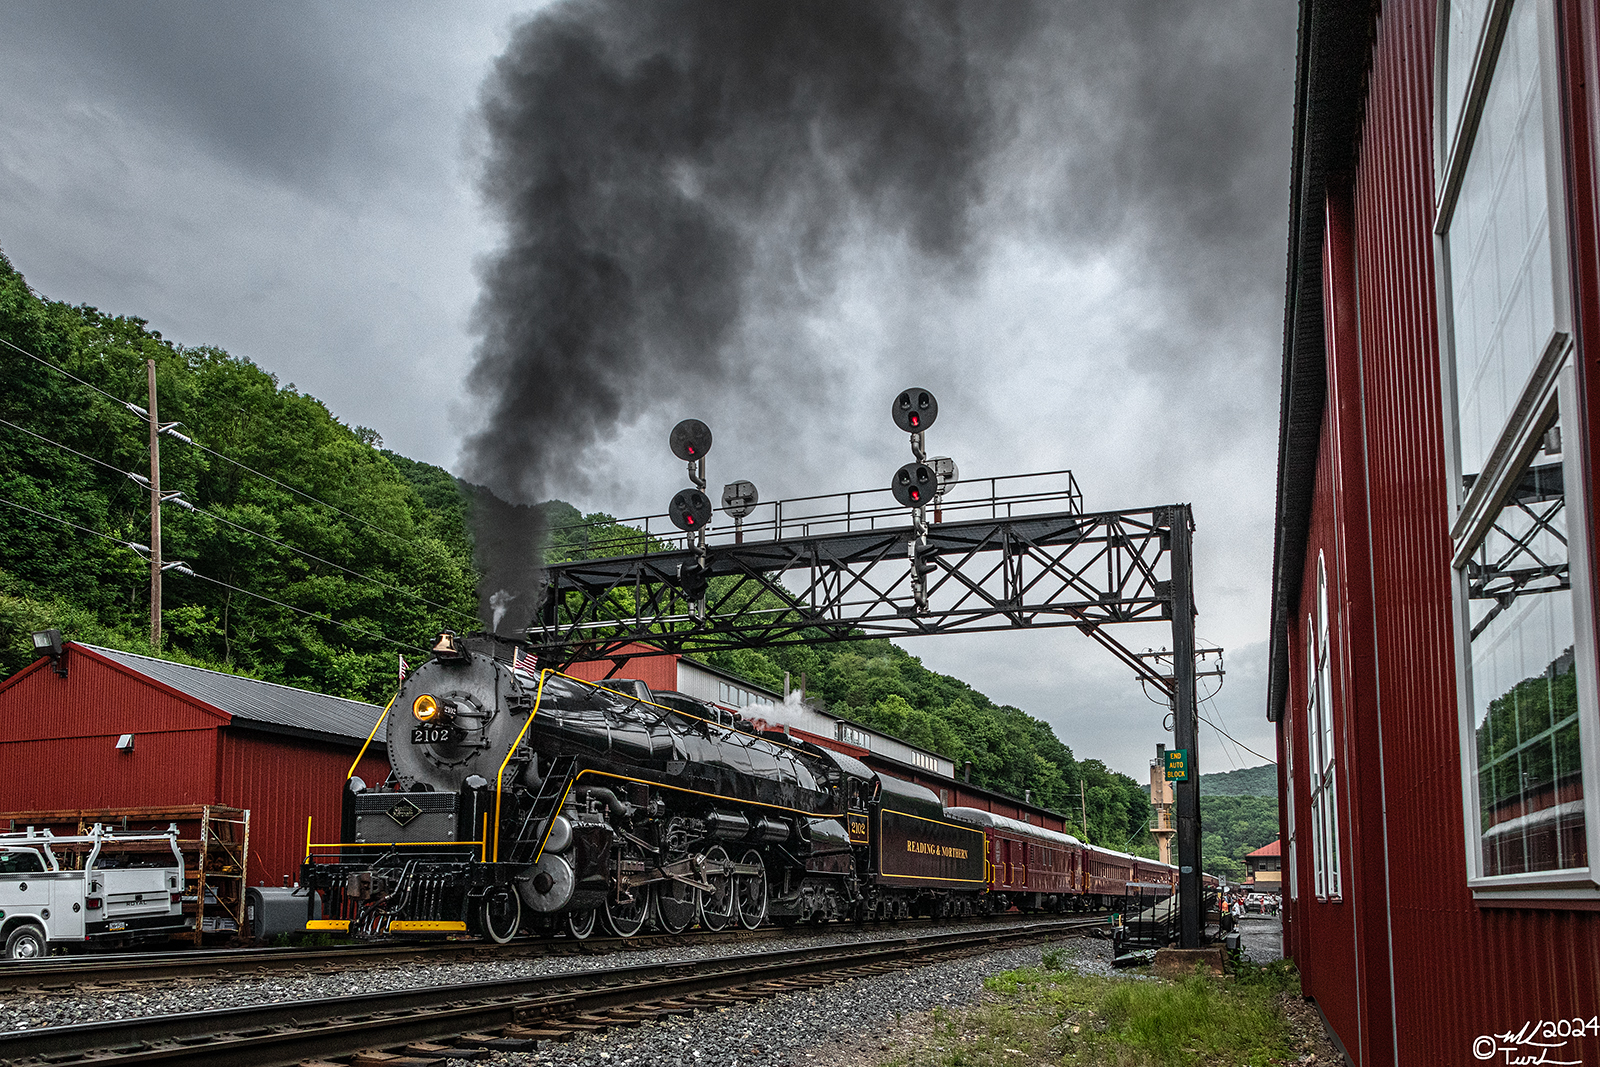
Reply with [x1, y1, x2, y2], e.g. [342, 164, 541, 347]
[722, 480, 759, 519]
[669, 488, 714, 531]
[677, 559, 710, 601]
[891, 388, 938, 433]
[891, 462, 937, 507]
[670, 419, 714, 461]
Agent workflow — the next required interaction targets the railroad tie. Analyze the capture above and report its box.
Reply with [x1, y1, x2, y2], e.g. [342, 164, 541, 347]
[457, 1031, 542, 1050]
[501, 1023, 576, 1041]
[543, 1019, 609, 1033]
[348, 1051, 444, 1067]
[405, 1041, 487, 1060]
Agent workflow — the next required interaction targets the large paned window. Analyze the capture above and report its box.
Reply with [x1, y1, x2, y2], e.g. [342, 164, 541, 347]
[1306, 555, 1342, 900]
[1286, 706, 1299, 902]
[1437, 0, 1599, 897]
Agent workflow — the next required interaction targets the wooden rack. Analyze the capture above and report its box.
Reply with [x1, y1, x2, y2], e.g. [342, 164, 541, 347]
[3, 804, 251, 944]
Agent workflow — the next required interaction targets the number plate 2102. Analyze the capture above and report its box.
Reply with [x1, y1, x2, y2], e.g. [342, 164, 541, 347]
[411, 725, 457, 744]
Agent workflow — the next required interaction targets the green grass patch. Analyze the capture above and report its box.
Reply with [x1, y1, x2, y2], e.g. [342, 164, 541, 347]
[890, 950, 1299, 1067]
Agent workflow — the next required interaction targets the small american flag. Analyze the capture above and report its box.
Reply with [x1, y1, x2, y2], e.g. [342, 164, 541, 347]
[399, 655, 410, 684]
[513, 647, 540, 674]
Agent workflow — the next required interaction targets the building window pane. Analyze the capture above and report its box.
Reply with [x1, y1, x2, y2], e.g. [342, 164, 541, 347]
[1468, 424, 1586, 875]
[1444, 0, 1494, 152]
[1287, 703, 1299, 902]
[1306, 556, 1342, 900]
[1446, 0, 1557, 483]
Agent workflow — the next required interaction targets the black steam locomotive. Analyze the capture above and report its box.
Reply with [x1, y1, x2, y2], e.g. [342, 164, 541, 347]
[303, 632, 989, 940]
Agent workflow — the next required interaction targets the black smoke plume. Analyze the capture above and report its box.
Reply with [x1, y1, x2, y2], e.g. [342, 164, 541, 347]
[459, 1, 1037, 631]
[462, 486, 547, 636]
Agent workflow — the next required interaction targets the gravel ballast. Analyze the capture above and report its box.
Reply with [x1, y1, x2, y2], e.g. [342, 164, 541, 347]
[0, 918, 1094, 1035]
[442, 939, 1083, 1067]
[2, 916, 1288, 1066]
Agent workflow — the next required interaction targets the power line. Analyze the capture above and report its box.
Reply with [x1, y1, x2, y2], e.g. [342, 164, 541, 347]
[0, 416, 139, 475]
[176, 502, 477, 624]
[0, 336, 152, 420]
[1197, 703, 1276, 766]
[0, 416, 477, 625]
[2, 335, 429, 552]
[179, 435, 429, 552]
[0, 494, 427, 653]
[176, 569, 428, 653]
[0, 494, 147, 554]
[1199, 692, 1242, 770]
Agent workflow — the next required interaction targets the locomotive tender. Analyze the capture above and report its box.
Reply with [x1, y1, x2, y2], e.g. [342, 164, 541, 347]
[302, 632, 1173, 941]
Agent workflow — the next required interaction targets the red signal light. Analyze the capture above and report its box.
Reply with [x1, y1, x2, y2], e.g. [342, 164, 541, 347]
[670, 419, 714, 461]
[891, 462, 936, 507]
[891, 388, 939, 433]
[670, 488, 713, 531]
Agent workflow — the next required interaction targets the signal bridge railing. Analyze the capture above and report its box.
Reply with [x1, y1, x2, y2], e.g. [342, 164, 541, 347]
[549, 469, 1082, 561]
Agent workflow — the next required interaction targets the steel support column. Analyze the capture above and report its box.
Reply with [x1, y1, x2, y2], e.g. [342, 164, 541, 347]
[1169, 505, 1202, 948]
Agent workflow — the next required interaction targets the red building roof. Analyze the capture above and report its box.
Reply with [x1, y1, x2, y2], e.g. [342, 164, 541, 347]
[1246, 839, 1281, 858]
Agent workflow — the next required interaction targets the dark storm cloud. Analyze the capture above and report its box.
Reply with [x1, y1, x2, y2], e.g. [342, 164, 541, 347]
[462, 0, 1038, 506]
[1, 1, 435, 195]
[463, 0, 1292, 498]
[1014, 2, 1293, 331]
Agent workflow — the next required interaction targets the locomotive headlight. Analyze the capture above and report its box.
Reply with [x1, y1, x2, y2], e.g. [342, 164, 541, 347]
[412, 694, 442, 722]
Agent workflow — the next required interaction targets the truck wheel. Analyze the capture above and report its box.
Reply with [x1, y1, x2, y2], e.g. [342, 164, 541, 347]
[5, 924, 46, 960]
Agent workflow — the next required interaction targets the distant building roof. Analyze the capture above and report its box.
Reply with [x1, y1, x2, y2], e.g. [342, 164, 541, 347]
[1247, 839, 1282, 858]
[84, 644, 383, 745]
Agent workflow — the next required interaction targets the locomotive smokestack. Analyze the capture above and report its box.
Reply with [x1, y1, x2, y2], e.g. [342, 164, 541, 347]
[459, 0, 1035, 509]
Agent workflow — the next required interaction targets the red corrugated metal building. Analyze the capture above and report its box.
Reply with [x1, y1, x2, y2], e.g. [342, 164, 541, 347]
[0, 642, 390, 886]
[1273, 3, 1600, 1064]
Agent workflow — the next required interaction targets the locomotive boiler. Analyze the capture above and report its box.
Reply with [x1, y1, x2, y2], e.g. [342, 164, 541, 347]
[304, 632, 988, 940]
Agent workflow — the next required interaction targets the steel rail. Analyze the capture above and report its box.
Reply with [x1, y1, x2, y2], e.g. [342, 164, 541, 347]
[0, 910, 1102, 993]
[0, 917, 1097, 1066]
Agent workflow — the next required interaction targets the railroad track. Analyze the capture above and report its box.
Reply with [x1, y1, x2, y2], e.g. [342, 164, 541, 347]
[0, 916, 1096, 1066]
[0, 910, 1109, 994]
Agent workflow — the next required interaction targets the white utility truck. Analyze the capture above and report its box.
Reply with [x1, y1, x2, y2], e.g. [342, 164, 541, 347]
[0, 824, 189, 959]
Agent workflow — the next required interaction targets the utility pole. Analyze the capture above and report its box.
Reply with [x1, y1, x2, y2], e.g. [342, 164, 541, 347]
[1170, 505, 1202, 948]
[1080, 778, 1089, 840]
[148, 359, 161, 651]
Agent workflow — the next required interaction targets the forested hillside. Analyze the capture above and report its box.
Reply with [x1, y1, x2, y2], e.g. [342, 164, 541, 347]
[0, 246, 1153, 854]
[1196, 763, 1280, 879]
[0, 251, 478, 694]
[1200, 762, 1278, 797]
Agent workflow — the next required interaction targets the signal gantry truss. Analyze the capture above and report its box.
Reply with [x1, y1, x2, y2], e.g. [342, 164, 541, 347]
[528, 504, 1190, 697]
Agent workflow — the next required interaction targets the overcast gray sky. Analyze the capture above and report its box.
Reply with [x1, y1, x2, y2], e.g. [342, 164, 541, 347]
[0, 1, 1296, 782]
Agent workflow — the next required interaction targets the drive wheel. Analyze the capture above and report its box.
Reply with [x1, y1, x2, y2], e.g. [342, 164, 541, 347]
[4, 924, 45, 960]
[734, 849, 768, 930]
[564, 908, 598, 940]
[479, 887, 521, 944]
[698, 847, 735, 932]
[653, 879, 697, 935]
[603, 887, 650, 937]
